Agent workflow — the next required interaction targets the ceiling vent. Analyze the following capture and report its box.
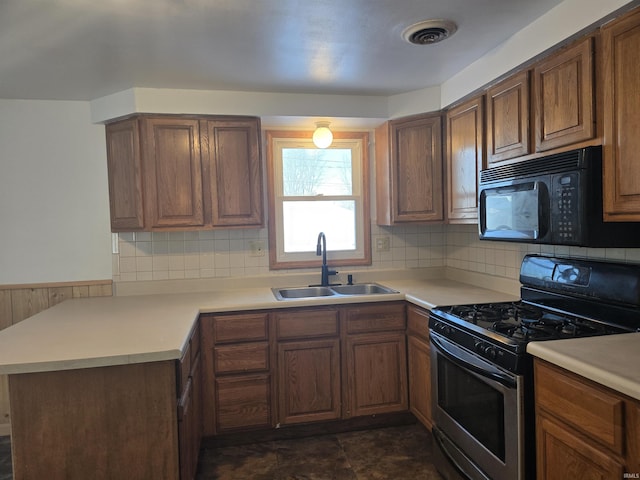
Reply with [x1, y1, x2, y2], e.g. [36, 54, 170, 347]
[402, 19, 457, 45]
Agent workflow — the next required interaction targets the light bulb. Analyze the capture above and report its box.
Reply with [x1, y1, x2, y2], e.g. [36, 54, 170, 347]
[312, 122, 333, 148]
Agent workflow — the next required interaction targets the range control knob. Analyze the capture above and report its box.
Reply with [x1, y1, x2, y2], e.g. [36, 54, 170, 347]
[483, 345, 497, 359]
[474, 341, 484, 353]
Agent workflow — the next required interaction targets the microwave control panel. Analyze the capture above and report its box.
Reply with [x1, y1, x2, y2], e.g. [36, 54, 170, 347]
[552, 173, 581, 243]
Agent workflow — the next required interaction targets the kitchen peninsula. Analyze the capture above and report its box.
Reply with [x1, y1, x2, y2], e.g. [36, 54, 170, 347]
[0, 273, 518, 480]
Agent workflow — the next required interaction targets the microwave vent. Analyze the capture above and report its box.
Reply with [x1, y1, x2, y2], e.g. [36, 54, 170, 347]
[480, 148, 597, 183]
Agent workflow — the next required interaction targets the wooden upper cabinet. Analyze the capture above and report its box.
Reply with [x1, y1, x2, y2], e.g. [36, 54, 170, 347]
[375, 113, 444, 225]
[486, 71, 531, 166]
[142, 117, 205, 229]
[105, 119, 145, 231]
[602, 8, 640, 221]
[446, 96, 484, 223]
[533, 36, 595, 152]
[204, 117, 263, 227]
[105, 114, 263, 231]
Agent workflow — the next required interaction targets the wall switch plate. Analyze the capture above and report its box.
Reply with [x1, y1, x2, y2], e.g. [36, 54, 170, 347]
[249, 240, 265, 257]
[376, 236, 390, 252]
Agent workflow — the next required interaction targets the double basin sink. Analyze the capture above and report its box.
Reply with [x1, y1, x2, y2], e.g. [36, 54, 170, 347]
[272, 282, 398, 301]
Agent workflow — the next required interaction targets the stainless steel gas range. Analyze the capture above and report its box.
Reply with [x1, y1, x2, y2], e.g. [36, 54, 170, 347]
[428, 255, 640, 480]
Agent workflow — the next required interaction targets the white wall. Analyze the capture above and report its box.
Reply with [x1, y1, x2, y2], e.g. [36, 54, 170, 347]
[0, 100, 112, 284]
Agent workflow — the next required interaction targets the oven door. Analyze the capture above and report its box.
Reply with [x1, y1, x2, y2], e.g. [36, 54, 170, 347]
[430, 331, 525, 480]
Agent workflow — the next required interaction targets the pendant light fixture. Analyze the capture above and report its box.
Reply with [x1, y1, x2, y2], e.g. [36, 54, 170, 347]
[312, 121, 333, 148]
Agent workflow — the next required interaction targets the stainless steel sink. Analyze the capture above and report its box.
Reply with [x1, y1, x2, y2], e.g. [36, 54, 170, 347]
[272, 286, 336, 300]
[330, 283, 398, 295]
[272, 282, 398, 300]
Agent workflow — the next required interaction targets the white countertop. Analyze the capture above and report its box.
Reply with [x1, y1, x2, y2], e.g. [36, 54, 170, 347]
[3, 272, 639, 402]
[528, 334, 640, 401]
[0, 276, 518, 375]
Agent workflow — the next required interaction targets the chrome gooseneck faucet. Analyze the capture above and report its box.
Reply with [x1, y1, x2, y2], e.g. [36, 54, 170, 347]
[316, 232, 338, 286]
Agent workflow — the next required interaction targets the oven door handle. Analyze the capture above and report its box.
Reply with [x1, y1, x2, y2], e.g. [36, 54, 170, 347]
[430, 333, 516, 389]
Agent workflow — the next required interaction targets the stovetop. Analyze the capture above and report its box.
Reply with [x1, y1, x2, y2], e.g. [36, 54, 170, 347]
[437, 301, 628, 343]
[429, 255, 640, 373]
[429, 300, 632, 374]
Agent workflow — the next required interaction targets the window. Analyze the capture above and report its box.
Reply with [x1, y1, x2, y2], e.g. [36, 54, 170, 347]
[266, 131, 371, 269]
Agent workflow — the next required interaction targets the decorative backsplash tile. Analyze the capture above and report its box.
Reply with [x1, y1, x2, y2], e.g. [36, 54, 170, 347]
[112, 225, 447, 282]
[112, 223, 640, 283]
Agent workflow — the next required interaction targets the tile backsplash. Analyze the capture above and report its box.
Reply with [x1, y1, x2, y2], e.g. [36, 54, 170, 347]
[112, 224, 640, 283]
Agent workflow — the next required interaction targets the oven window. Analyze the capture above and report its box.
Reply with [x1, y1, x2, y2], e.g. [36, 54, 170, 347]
[438, 356, 506, 461]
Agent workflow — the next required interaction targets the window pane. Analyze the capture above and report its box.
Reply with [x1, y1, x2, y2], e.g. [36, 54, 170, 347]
[283, 200, 356, 252]
[282, 148, 352, 196]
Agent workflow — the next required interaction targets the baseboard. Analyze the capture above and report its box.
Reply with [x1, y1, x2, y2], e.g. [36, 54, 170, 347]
[203, 412, 419, 448]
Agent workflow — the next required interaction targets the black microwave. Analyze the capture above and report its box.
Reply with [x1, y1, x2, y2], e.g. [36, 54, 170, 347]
[478, 146, 640, 247]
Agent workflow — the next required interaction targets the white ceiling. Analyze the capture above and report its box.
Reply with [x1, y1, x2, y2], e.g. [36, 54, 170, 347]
[0, 0, 566, 101]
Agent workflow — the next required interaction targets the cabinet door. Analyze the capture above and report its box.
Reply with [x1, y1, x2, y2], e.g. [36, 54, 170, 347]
[533, 37, 595, 152]
[105, 119, 145, 231]
[204, 117, 263, 227]
[375, 114, 444, 224]
[446, 96, 484, 223]
[536, 414, 624, 480]
[602, 9, 640, 221]
[408, 335, 431, 430]
[486, 71, 531, 165]
[277, 338, 341, 425]
[345, 332, 408, 418]
[142, 117, 204, 228]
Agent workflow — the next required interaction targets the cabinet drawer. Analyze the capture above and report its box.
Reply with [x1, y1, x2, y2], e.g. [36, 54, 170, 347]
[213, 313, 269, 343]
[407, 305, 430, 340]
[345, 302, 406, 334]
[275, 309, 339, 340]
[535, 360, 624, 455]
[215, 374, 272, 432]
[214, 342, 269, 374]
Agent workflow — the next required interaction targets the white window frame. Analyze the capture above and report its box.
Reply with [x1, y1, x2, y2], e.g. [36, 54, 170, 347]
[266, 130, 371, 269]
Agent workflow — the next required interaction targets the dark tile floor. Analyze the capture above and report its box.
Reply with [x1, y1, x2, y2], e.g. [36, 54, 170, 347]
[197, 424, 442, 480]
[0, 424, 441, 480]
[0, 436, 11, 480]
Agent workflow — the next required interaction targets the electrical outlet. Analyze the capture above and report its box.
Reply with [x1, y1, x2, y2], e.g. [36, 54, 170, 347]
[249, 240, 265, 257]
[376, 236, 390, 252]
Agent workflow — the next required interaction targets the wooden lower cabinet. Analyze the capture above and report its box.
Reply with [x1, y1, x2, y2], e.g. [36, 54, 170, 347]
[277, 338, 341, 424]
[200, 312, 272, 435]
[342, 302, 408, 419]
[407, 336, 430, 427]
[275, 308, 341, 425]
[345, 331, 408, 417]
[406, 305, 431, 429]
[536, 414, 624, 479]
[201, 302, 411, 436]
[215, 374, 272, 431]
[177, 324, 203, 480]
[9, 362, 181, 480]
[534, 359, 639, 479]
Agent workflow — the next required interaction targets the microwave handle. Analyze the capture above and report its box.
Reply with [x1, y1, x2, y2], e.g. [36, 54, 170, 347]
[430, 332, 516, 389]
